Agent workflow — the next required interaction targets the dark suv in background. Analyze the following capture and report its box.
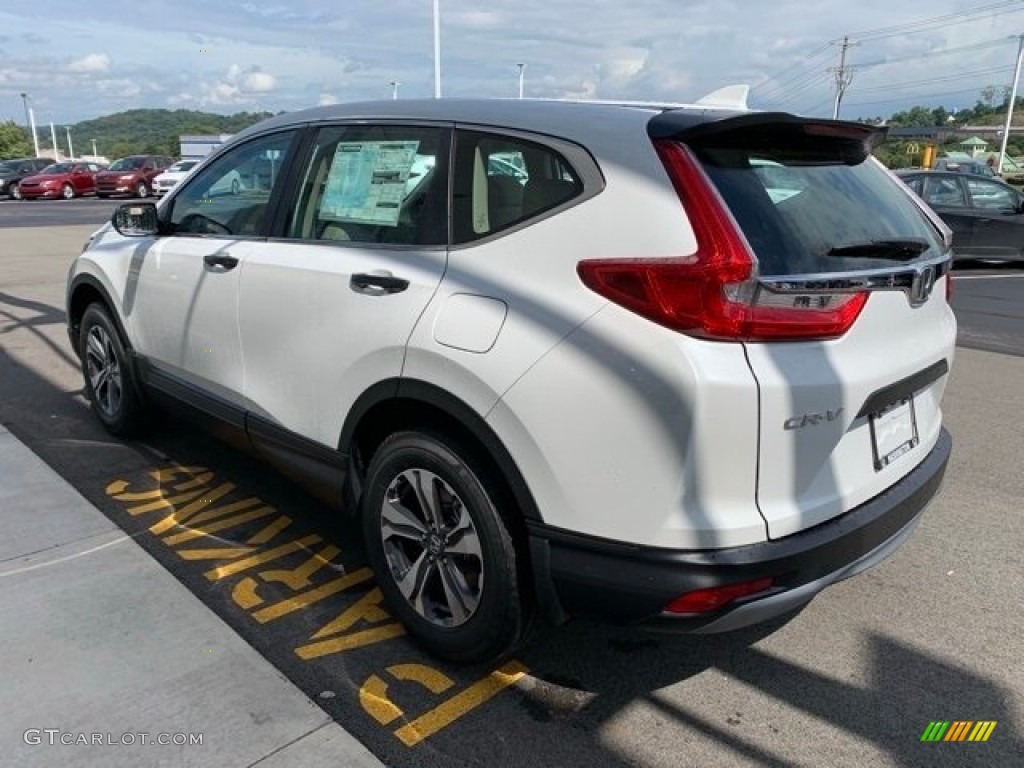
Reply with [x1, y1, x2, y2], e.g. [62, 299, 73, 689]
[0, 157, 54, 199]
[95, 155, 173, 198]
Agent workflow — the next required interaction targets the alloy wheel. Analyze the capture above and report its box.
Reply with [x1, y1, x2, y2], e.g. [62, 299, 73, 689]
[379, 468, 484, 627]
[84, 325, 123, 418]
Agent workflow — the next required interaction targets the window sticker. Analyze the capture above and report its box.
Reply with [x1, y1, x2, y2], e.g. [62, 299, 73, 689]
[320, 141, 420, 227]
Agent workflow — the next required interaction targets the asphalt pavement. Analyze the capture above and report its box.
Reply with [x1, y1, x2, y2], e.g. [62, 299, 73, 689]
[1, 223, 1021, 767]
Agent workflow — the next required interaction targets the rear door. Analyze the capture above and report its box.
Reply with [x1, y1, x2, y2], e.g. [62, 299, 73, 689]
[962, 176, 1024, 260]
[236, 122, 451, 446]
[920, 174, 975, 255]
[684, 119, 956, 539]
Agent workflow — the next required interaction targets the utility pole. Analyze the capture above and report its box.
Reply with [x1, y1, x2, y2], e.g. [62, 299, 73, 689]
[830, 36, 857, 119]
[999, 34, 1024, 174]
[390, 81, 400, 100]
[517, 62, 526, 99]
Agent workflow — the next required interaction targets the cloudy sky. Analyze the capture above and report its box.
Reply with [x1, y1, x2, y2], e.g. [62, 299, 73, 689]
[1, 0, 1023, 124]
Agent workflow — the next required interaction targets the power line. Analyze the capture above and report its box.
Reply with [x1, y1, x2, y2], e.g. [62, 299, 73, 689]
[757, 3, 1023, 109]
[853, 37, 1014, 70]
[841, 85, 997, 109]
[853, 65, 1013, 95]
[751, 43, 833, 97]
[843, 0, 1023, 42]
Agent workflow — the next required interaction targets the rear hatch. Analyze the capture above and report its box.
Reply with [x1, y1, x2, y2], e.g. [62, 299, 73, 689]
[654, 113, 956, 539]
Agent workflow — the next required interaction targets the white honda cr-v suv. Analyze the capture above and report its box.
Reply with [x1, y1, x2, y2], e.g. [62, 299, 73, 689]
[67, 97, 955, 663]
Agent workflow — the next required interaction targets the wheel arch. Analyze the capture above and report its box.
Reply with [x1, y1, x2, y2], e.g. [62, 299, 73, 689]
[339, 378, 544, 526]
[67, 274, 134, 362]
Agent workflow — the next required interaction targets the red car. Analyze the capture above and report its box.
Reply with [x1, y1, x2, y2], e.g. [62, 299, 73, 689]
[95, 154, 173, 198]
[17, 162, 104, 200]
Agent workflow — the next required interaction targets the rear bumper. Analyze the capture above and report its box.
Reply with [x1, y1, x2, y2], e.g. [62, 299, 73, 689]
[528, 427, 951, 631]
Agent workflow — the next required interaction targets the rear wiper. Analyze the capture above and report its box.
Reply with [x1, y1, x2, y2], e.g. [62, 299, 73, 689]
[825, 239, 929, 260]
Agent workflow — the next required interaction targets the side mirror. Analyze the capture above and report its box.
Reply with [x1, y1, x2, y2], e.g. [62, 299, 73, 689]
[112, 203, 159, 237]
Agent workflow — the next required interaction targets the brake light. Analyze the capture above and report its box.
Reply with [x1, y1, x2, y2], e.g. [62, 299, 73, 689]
[663, 577, 775, 615]
[576, 140, 867, 341]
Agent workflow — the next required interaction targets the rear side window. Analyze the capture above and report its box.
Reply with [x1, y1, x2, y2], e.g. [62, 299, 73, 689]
[453, 130, 582, 244]
[923, 176, 967, 208]
[965, 177, 1017, 210]
[690, 133, 945, 275]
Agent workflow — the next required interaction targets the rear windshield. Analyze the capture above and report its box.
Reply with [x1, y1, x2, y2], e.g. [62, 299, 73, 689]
[691, 142, 945, 276]
[109, 157, 146, 171]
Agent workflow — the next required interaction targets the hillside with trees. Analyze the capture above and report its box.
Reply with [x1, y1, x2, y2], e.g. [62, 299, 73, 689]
[70, 108, 276, 159]
[0, 109, 276, 160]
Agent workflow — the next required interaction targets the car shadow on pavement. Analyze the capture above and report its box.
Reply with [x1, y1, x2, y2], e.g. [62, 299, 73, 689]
[516, 617, 1019, 768]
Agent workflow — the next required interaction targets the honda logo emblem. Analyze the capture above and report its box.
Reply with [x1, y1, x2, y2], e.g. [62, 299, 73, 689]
[909, 265, 936, 306]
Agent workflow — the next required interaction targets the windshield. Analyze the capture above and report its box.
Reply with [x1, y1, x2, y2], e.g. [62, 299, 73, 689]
[169, 161, 197, 172]
[694, 145, 945, 275]
[108, 157, 145, 171]
[41, 163, 74, 174]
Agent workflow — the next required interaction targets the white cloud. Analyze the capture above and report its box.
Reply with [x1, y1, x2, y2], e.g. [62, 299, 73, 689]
[318, 92, 339, 106]
[68, 53, 111, 73]
[170, 64, 277, 106]
[241, 70, 276, 92]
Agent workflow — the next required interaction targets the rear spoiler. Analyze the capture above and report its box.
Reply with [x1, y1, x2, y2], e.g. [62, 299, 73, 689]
[649, 112, 887, 162]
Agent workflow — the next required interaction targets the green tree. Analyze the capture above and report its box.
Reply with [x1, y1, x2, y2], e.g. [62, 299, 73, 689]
[0, 120, 34, 160]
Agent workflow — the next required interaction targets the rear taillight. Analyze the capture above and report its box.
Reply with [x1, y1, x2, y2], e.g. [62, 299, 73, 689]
[662, 577, 775, 615]
[576, 140, 867, 341]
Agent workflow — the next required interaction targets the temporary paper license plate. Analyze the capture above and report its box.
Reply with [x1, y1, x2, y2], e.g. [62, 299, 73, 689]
[870, 396, 919, 471]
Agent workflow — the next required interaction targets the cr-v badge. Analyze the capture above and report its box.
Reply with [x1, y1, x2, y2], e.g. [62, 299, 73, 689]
[784, 408, 844, 430]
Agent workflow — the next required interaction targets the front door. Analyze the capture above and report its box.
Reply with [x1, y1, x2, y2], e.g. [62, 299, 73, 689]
[125, 130, 298, 408]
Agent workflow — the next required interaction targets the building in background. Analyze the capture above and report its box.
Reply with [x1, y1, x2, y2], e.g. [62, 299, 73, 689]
[179, 134, 232, 161]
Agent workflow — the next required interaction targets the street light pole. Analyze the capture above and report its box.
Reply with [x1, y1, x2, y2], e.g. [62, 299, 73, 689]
[91, 139, 98, 159]
[517, 63, 526, 99]
[999, 33, 1024, 174]
[19, 92, 41, 157]
[390, 81, 400, 100]
[433, 0, 441, 98]
[66, 127, 74, 159]
[49, 119, 60, 162]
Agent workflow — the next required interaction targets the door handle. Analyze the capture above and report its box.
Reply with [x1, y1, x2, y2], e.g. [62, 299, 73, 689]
[204, 254, 239, 270]
[350, 272, 409, 295]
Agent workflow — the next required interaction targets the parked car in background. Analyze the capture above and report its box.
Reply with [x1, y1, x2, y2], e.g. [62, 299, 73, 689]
[67, 99, 954, 663]
[896, 169, 1024, 262]
[206, 168, 245, 196]
[931, 157, 998, 178]
[0, 157, 54, 199]
[17, 162, 104, 200]
[95, 155, 173, 198]
[153, 159, 199, 196]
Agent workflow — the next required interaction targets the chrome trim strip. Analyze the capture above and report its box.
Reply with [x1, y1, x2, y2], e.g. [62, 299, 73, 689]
[756, 252, 951, 307]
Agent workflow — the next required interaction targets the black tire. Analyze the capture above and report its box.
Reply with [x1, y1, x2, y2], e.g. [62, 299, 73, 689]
[79, 303, 150, 436]
[10, 183, 22, 200]
[96, 192, 109, 199]
[361, 431, 531, 664]
[136, 181, 149, 198]
[62, 183, 75, 200]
